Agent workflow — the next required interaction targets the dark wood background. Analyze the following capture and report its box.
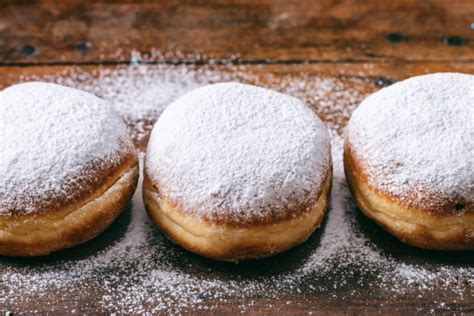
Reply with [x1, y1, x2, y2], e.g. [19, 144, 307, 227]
[0, 1, 473, 314]
[1, 1, 474, 97]
[1, 0, 474, 81]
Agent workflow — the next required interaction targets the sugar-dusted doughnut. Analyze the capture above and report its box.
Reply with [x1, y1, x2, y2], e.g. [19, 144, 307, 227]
[344, 73, 474, 250]
[144, 82, 332, 261]
[0, 82, 139, 256]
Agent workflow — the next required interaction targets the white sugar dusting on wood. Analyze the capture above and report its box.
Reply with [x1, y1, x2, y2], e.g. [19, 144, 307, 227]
[1, 57, 472, 313]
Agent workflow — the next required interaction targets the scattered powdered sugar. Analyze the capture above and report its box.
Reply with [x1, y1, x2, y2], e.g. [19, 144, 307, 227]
[346, 73, 474, 209]
[26, 65, 238, 146]
[0, 82, 133, 214]
[60, 66, 203, 145]
[0, 62, 471, 313]
[146, 82, 331, 223]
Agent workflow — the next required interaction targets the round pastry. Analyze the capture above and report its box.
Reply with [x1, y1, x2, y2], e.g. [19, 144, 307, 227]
[0, 82, 139, 256]
[143, 82, 332, 261]
[344, 73, 474, 250]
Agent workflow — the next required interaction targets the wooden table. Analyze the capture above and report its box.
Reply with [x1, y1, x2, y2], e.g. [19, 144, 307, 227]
[0, 1, 473, 314]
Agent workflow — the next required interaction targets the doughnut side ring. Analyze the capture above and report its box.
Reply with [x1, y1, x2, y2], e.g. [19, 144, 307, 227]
[144, 168, 331, 261]
[344, 141, 474, 250]
[0, 161, 139, 256]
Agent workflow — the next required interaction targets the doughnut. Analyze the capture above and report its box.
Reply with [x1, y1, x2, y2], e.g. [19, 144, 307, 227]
[344, 73, 474, 250]
[0, 82, 139, 256]
[144, 82, 332, 261]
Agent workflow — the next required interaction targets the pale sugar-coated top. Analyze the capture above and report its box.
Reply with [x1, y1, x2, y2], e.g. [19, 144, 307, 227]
[0, 82, 135, 215]
[146, 82, 331, 224]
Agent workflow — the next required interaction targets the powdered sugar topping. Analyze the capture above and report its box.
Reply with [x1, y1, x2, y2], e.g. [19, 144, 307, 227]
[0, 82, 134, 214]
[346, 73, 474, 210]
[0, 63, 470, 314]
[146, 82, 331, 223]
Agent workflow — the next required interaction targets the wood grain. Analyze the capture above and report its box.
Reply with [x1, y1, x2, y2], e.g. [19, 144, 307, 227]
[0, 0, 474, 64]
[3, 61, 474, 85]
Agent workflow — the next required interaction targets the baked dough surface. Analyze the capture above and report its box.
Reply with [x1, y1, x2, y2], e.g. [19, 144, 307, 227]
[143, 169, 332, 261]
[344, 142, 473, 250]
[0, 160, 139, 256]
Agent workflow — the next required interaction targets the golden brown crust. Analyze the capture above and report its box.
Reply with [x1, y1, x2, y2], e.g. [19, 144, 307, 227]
[344, 141, 473, 216]
[143, 169, 332, 261]
[1, 141, 136, 216]
[0, 158, 139, 256]
[146, 163, 332, 228]
[344, 141, 474, 250]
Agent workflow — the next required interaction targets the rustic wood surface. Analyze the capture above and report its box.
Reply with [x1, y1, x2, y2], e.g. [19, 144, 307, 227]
[0, 0, 473, 314]
[1, 0, 474, 64]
